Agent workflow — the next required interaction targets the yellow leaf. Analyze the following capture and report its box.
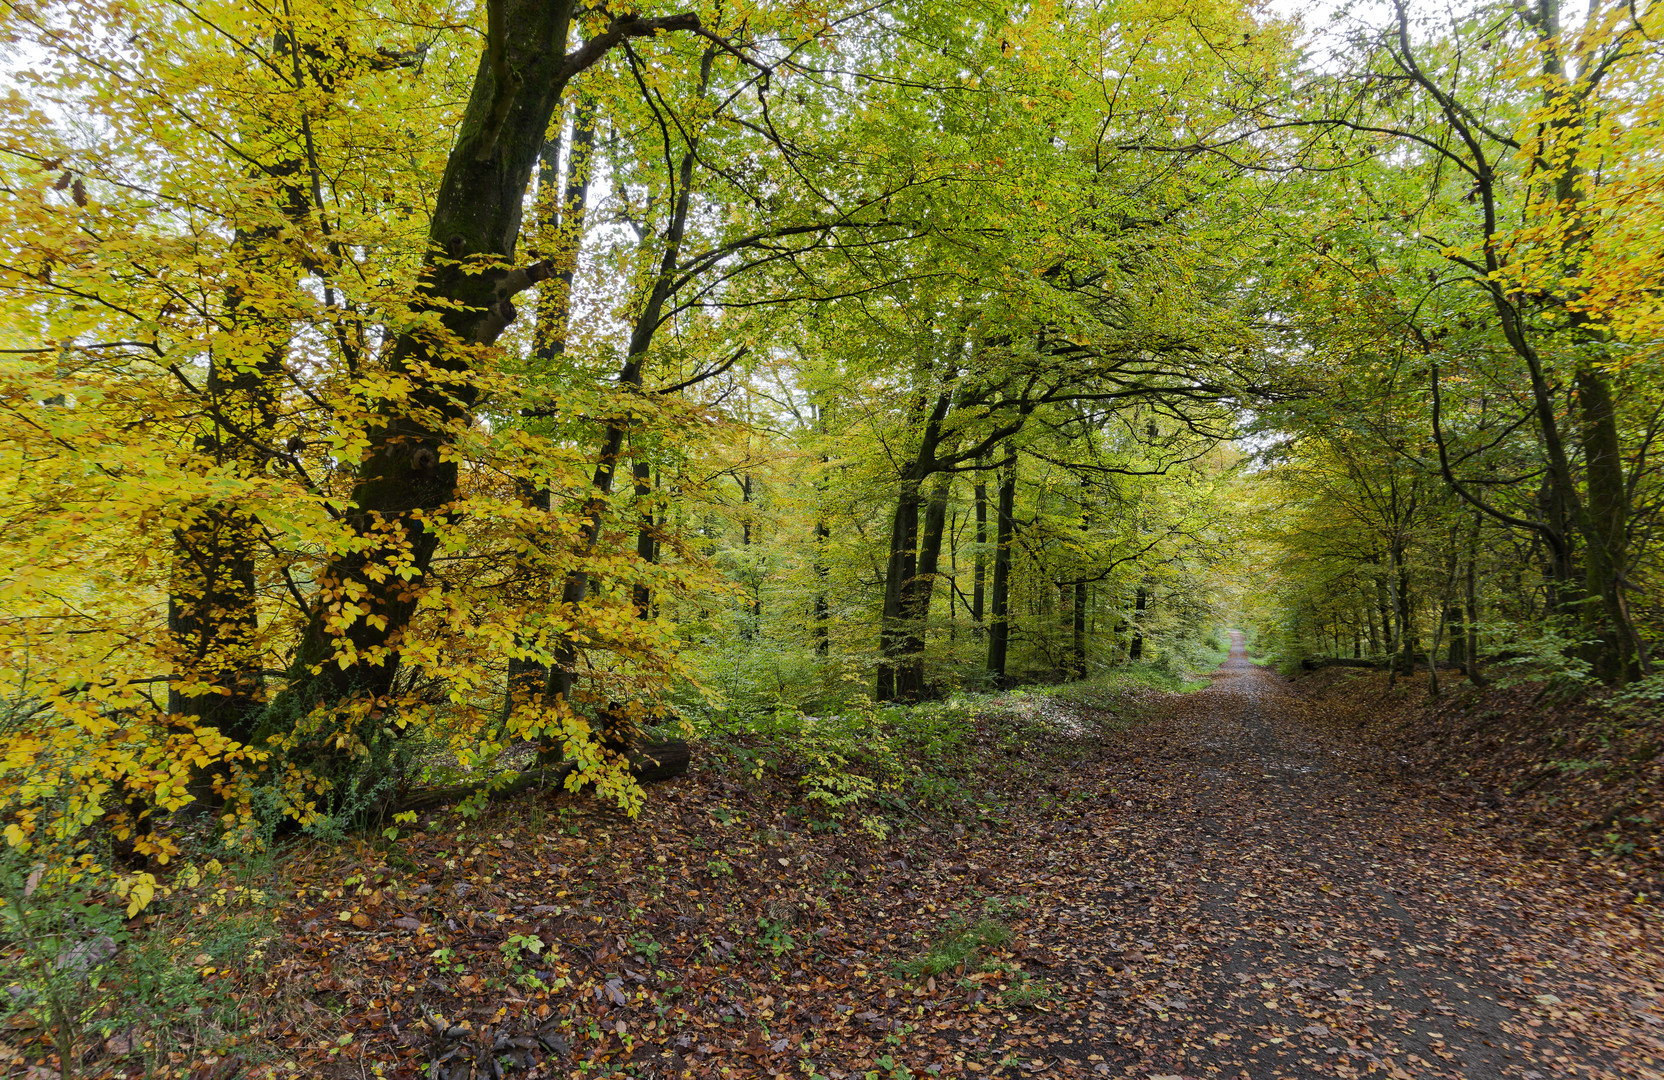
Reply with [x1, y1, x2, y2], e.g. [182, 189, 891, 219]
[123, 873, 157, 918]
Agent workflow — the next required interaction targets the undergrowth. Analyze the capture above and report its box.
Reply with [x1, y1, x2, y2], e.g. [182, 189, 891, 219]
[679, 649, 1220, 840]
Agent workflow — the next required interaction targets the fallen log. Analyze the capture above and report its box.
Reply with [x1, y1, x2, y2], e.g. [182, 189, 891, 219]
[1300, 656, 1463, 672]
[391, 740, 690, 814]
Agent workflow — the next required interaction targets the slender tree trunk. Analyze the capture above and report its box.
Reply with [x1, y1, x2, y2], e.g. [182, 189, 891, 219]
[812, 403, 831, 656]
[1445, 604, 1465, 665]
[631, 458, 657, 617]
[985, 450, 1017, 688]
[876, 376, 955, 701]
[1128, 586, 1147, 661]
[1429, 537, 1461, 699]
[1073, 582, 1087, 678]
[813, 517, 830, 656]
[739, 472, 758, 638]
[1464, 515, 1488, 685]
[972, 464, 987, 636]
[171, 28, 329, 745]
[539, 50, 716, 752]
[1376, 576, 1392, 660]
[503, 97, 595, 718]
[876, 482, 921, 702]
[1386, 543, 1403, 689]
[948, 509, 961, 640]
[1397, 564, 1416, 676]
[169, 317, 281, 743]
[1575, 357, 1639, 681]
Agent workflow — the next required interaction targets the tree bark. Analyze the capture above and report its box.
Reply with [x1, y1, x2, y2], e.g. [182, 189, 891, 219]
[985, 450, 1017, 687]
[1073, 582, 1088, 678]
[877, 383, 954, 702]
[893, 474, 949, 701]
[972, 463, 987, 635]
[171, 28, 326, 744]
[1396, 563, 1415, 678]
[540, 46, 715, 748]
[875, 482, 919, 703]
[631, 457, 658, 617]
[1128, 586, 1147, 661]
[1575, 354, 1639, 682]
[813, 517, 831, 656]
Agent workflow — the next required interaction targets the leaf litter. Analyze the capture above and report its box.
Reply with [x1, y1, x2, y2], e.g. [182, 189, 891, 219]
[118, 646, 1662, 1080]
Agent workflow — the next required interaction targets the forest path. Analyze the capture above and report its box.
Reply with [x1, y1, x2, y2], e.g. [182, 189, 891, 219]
[999, 633, 1663, 1080]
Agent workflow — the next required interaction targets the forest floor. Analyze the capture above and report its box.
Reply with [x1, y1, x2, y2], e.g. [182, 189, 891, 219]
[72, 640, 1664, 1080]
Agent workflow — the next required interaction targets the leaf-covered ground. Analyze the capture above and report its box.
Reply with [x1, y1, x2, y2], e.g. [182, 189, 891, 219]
[1323, 668, 1664, 881]
[88, 642, 1664, 1079]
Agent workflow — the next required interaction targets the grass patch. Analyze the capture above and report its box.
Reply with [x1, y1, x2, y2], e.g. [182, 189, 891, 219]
[997, 973, 1052, 1007]
[1035, 664, 1211, 711]
[895, 917, 1013, 978]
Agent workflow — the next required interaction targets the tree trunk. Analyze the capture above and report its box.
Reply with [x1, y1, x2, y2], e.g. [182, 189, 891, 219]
[1444, 605, 1464, 666]
[1576, 357, 1640, 682]
[972, 464, 987, 635]
[540, 45, 714, 747]
[1376, 574, 1392, 661]
[631, 458, 658, 617]
[1386, 543, 1403, 689]
[1073, 582, 1087, 678]
[1397, 563, 1415, 677]
[985, 450, 1017, 688]
[1464, 517, 1488, 686]
[876, 381, 955, 702]
[813, 403, 831, 656]
[813, 517, 830, 656]
[739, 472, 757, 639]
[286, 2, 702, 716]
[875, 481, 921, 702]
[1128, 586, 1147, 661]
[503, 97, 594, 718]
[171, 30, 323, 745]
[893, 475, 950, 700]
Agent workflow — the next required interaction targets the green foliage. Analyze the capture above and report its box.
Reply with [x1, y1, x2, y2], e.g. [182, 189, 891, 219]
[895, 917, 1013, 979]
[0, 848, 273, 1077]
[1614, 674, 1664, 721]
[754, 917, 797, 958]
[997, 974, 1052, 1007]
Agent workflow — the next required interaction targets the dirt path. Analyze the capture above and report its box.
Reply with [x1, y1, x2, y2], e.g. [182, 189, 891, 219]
[990, 634, 1664, 1079]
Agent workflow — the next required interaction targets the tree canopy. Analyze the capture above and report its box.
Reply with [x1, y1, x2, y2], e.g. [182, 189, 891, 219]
[0, 0, 1660, 903]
